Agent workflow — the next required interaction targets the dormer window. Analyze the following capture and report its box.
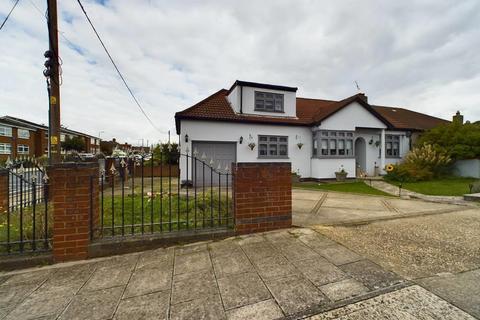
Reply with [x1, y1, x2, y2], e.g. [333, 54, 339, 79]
[254, 91, 284, 113]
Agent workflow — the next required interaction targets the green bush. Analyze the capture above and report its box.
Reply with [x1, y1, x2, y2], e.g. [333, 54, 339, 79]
[416, 121, 480, 160]
[385, 144, 452, 182]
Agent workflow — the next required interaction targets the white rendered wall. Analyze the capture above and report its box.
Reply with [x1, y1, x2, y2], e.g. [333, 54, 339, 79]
[454, 159, 480, 178]
[227, 85, 297, 118]
[179, 120, 311, 180]
[226, 86, 241, 113]
[311, 158, 356, 179]
[317, 102, 387, 131]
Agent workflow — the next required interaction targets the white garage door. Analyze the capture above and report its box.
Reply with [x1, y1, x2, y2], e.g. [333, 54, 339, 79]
[191, 141, 236, 186]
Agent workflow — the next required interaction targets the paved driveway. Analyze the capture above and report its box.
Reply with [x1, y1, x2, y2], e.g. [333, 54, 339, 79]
[293, 189, 468, 226]
[0, 227, 476, 320]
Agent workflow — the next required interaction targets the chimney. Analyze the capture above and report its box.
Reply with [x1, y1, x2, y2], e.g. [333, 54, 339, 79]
[453, 111, 463, 125]
[358, 93, 368, 104]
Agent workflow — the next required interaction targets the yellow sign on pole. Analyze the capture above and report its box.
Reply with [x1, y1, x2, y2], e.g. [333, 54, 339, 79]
[51, 136, 58, 145]
[50, 96, 57, 105]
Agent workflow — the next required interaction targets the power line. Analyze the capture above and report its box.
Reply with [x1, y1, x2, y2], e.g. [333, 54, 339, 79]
[0, 0, 20, 31]
[75, 0, 164, 134]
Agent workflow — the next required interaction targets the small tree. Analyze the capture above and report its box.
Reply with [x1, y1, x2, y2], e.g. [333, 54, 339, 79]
[61, 136, 86, 152]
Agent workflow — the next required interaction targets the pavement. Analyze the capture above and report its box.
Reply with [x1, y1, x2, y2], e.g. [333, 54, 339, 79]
[293, 188, 468, 226]
[0, 226, 475, 320]
[0, 190, 478, 319]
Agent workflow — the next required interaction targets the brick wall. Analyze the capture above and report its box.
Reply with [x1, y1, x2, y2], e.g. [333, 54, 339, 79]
[133, 164, 179, 177]
[49, 162, 99, 262]
[0, 169, 7, 213]
[233, 162, 292, 235]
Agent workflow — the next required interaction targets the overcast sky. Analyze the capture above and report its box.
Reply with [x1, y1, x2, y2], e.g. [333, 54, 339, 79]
[1, 0, 479, 145]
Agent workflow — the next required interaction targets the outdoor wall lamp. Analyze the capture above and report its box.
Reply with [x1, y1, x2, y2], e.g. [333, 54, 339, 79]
[184, 134, 189, 143]
[239, 136, 243, 144]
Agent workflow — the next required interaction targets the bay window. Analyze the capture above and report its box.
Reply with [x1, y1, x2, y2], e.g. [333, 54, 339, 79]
[313, 130, 354, 158]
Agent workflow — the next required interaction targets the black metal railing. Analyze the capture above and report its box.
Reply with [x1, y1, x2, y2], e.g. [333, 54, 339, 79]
[92, 151, 233, 239]
[1, 158, 51, 255]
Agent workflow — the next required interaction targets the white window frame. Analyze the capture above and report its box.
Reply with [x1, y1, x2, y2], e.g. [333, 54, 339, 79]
[17, 129, 30, 139]
[0, 143, 12, 154]
[314, 130, 354, 158]
[17, 144, 30, 155]
[258, 135, 288, 158]
[0, 126, 12, 137]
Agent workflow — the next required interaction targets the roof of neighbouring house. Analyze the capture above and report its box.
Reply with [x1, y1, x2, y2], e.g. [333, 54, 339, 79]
[175, 86, 450, 133]
[0, 116, 100, 139]
[371, 106, 450, 131]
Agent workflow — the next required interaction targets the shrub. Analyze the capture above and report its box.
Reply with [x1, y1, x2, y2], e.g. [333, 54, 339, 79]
[416, 121, 480, 160]
[384, 144, 452, 182]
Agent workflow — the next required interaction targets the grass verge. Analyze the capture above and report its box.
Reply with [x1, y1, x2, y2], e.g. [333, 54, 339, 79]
[387, 177, 478, 196]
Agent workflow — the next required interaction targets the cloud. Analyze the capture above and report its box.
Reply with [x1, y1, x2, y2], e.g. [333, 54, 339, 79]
[1, 0, 479, 145]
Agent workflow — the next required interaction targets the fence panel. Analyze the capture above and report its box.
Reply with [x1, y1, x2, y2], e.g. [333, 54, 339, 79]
[92, 151, 233, 240]
[1, 158, 51, 255]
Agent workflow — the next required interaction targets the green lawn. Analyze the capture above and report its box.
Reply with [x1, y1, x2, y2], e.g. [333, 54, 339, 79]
[387, 177, 478, 196]
[98, 191, 233, 236]
[293, 181, 392, 197]
[0, 203, 53, 253]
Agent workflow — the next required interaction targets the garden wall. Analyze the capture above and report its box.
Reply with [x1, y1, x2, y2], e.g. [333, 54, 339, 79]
[133, 165, 179, 177]
[233, 162, 292, 234]
[454, 159, 480, 178]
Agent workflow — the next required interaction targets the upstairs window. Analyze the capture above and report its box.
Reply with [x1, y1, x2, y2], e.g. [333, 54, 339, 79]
[255, 91, 284, 112]
[258, 135, 288, 158]
[0, 126, 12, 137]
[18, 129, 30, 139]
[386, 135, 400, 157]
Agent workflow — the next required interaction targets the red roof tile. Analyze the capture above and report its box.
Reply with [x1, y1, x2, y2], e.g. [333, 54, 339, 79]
[175, 89, 449, 133]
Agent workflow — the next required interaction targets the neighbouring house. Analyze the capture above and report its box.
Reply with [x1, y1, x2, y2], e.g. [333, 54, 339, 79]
[0, 116, 101, 161]
[100, 138, 150, 156]
[175, 80, 449, 181]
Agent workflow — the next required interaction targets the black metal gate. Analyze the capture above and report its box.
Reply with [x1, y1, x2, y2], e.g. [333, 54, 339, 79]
[0, 158, 51, 255]
[92, 150, 233, 240]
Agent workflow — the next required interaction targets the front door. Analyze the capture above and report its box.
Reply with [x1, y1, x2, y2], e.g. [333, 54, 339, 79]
[355, 137, 367, 177]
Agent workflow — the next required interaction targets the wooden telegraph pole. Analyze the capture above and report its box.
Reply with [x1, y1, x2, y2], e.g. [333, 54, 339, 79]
[45, 0, 61, 164]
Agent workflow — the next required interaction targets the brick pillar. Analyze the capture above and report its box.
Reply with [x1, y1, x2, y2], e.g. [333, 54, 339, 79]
[0, 169, 8, 214]
[49, 162, 99, 262]
[233, 163, 292, 235]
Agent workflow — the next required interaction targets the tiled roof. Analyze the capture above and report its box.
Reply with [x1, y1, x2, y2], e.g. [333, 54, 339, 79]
[175, 89, 449, 133]
[372, 106, 449, 130]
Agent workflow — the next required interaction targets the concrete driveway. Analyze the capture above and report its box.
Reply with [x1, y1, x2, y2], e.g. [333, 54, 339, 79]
[314, 206, 480, 318]
[293, 189, 468, 226]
